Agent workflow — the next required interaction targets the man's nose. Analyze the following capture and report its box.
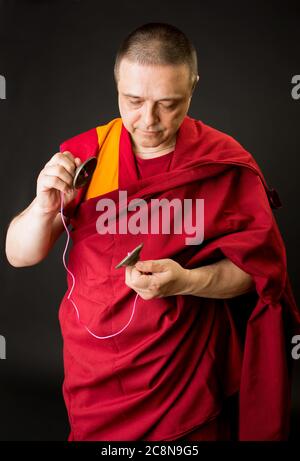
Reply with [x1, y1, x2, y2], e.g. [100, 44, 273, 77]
[142, 103, 159, 127]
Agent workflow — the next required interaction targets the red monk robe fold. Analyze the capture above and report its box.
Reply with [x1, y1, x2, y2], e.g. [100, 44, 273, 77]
[58, 116, 300, 441]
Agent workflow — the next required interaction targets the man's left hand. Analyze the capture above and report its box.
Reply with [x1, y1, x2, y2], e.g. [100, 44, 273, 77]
[125, 258, 191, 300]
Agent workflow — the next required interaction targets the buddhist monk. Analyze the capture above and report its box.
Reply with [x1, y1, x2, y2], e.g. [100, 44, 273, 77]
[5, 22, 300, 441]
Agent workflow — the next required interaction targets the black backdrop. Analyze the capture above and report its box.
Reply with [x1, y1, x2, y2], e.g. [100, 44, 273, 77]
[0, 0, 299, 441]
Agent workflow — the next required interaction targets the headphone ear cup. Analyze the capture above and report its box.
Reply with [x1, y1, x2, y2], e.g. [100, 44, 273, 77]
[73, 156, 97, 189]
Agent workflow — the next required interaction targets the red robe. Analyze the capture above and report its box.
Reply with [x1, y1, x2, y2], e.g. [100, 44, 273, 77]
[58, 115, 300, 441]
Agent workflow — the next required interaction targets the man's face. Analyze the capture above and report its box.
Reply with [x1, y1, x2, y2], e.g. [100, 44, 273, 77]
[117, 58, 196, 151]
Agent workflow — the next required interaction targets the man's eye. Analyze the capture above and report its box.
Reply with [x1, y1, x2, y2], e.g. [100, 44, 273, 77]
[161, 103, 176, 110]
[129, 100, 141, 105]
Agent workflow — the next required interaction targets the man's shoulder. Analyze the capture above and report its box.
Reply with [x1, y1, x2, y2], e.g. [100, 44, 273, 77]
[188, 117, 282, 210]
[189, 116, 249, 153]
[186, 116, 261, 169]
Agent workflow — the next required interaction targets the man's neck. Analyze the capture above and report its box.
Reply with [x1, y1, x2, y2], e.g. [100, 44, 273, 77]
[134, 146, 175, 160]
[132, 136, 177, 160]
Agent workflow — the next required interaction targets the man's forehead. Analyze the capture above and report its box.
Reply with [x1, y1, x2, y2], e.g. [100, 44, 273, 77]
[118, 60, 191, 97]
[122, 92, 184, 101]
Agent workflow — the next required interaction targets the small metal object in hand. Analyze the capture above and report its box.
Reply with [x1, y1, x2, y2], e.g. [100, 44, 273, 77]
[115, 243, 144, 269]
[73, 156, 97, 189]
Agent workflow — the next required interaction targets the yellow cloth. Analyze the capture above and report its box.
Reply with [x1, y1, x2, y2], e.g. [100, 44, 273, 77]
[84, 118, 122, 200]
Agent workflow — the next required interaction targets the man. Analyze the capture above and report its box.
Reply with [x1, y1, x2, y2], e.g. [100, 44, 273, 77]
[5, 23, 300, 441]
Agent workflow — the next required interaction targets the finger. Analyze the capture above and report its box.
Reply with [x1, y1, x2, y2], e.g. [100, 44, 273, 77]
[61, 151, 82, 168]
[135, 260, 164, 273]
[61, 151, 77, 161]
[138, 291, 156, 300]
[40, 174, 73, 194]
[125, 266, 133, 286]
[125, 266, 152, 290]
[130, 268, 153, 289]
[43, 164, 74, 188]
[47, 151, 75, 164]
[45, 153, 78, 177]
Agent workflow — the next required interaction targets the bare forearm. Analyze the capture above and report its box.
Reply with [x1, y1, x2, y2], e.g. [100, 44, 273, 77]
[5, 197, 59, 267]
[185, 258, 255, 298]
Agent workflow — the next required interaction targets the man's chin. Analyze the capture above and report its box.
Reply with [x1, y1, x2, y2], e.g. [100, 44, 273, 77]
[132, 131, 164, 147]
[137, 141, 162, 149]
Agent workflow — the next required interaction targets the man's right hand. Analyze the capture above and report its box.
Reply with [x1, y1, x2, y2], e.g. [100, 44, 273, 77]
[36, 151, 82, 214]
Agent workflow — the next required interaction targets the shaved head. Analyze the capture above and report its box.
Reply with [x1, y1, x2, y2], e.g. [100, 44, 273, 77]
[114, 23, 198, 92]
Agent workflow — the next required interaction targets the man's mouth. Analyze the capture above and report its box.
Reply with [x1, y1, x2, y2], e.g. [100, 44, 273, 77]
[138, 129, 161, 135]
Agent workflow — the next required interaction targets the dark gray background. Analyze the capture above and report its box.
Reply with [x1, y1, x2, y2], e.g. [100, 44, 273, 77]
[0, 0, 299, 441]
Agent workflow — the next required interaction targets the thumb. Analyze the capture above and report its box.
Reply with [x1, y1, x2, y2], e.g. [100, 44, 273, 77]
[135, 260, 164, 273]
[75, 157, 82, 167]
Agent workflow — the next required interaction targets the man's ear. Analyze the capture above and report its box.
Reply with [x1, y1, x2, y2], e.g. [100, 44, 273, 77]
[191, 74, 200, 94]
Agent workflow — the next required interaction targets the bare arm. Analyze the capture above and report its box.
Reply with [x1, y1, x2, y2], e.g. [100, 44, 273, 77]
[186, 258, 255, 299]
[127, 257, 255, 300]
[5, 151, 81, 268]
[5, 199, 69, 267]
